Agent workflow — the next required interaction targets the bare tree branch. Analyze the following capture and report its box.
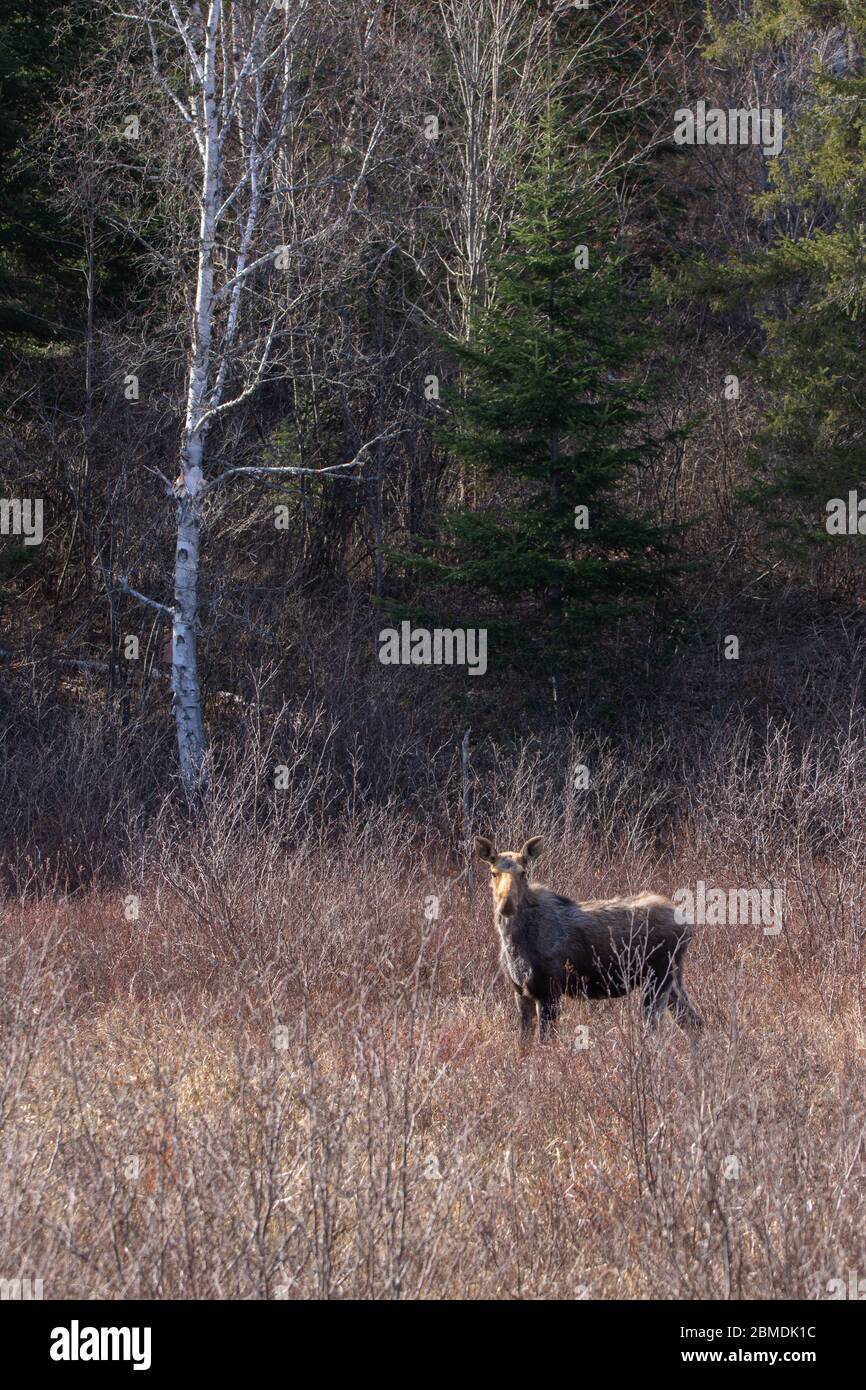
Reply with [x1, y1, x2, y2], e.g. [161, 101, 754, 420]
[201, 432, 400, 495]
[118, 575, 175, 617]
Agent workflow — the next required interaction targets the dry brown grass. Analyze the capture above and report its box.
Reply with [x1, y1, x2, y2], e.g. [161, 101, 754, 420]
[1, 717, 865, 1299]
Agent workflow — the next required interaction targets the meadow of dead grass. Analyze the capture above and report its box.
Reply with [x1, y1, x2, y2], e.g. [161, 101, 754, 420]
[0, 709, 864, 1299]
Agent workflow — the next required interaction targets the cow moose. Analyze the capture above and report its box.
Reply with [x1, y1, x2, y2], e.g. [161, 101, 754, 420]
[474, 835, 703, 1046]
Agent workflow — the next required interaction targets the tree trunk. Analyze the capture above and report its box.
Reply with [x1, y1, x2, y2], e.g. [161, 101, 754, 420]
[171, 1, 221, 794]
[173, 487, 206, 792]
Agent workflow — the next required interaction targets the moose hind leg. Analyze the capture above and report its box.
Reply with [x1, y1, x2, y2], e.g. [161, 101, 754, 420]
[641, 966, 673, 1028]
[669, 965, 704, 1030]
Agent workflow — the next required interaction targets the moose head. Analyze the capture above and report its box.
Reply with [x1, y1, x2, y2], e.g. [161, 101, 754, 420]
[474, 835, 543, 917]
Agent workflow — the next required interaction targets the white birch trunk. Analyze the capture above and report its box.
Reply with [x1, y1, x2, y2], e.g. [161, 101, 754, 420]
[172, 0, 221, 793]
[173, 486, 206, 788]
[125, 0, 381, 792]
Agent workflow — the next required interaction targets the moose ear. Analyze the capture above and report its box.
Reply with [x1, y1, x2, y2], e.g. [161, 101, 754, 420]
[473, 835, 496, 863]
[520, 836, 543, 862]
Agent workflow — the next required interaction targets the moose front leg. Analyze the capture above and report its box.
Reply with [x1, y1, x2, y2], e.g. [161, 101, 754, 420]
[516, 993, 536, 1050]
[537, 992, 561, 1043]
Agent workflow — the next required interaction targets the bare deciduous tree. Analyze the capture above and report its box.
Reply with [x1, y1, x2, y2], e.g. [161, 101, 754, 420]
[116, 0, 391, 790]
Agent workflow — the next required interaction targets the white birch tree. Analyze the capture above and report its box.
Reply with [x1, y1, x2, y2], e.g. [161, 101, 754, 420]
[115, 0, 389, 792]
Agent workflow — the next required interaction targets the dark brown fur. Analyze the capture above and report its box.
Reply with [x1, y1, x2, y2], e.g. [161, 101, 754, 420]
[474, 835, 703, 1046]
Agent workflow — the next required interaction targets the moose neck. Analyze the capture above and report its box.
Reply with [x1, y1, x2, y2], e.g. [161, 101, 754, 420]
[495, 884, 537, 939]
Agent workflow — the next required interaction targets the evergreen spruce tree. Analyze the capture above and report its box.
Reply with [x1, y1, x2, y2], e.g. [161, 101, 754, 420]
[681, 2, 866, 568]
[395, 113, 678, 680]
